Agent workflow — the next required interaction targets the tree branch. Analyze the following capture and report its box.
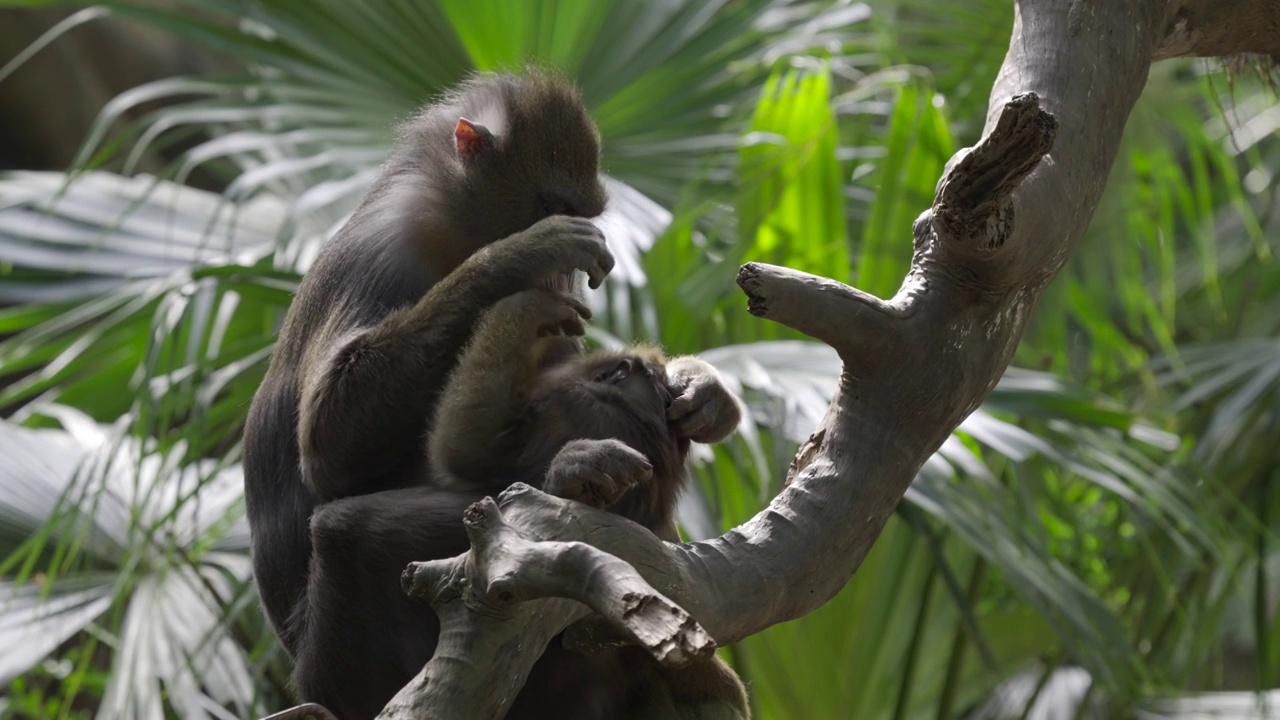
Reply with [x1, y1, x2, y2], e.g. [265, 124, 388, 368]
[735, 262, 903, 363]
[380, 492, 714, 720]
[1153, 0, 1280, 61]
[403, 495, 714, 666]
[378, 1, 1272, 718]
[932, 93, 1057, 265]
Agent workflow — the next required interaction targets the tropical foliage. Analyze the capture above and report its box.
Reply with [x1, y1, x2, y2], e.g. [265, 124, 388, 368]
[0, 1, 1277, 718]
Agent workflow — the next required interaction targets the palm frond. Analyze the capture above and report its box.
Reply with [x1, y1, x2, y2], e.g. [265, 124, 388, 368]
[0, 406, 262, 714]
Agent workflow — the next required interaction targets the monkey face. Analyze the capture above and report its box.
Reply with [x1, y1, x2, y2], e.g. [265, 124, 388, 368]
[587, 355, 673, 420]
[532, 351, 676, 456]
[448, 75, 607, 244]
[528, 350, 685, 529]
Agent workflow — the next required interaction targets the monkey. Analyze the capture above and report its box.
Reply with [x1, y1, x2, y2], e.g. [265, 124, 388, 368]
[428, 289, 683, 529]
[423, 287, 750, 720]
[240, 71, 745, 720]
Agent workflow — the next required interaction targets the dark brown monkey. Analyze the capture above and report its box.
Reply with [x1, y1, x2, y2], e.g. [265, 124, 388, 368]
[241, 71, 744, 720]
[427, 288, 749, 720]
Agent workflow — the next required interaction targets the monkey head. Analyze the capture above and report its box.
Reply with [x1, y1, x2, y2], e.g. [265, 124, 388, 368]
[528, 344, 687, 528]
[407, 72, 608, 255]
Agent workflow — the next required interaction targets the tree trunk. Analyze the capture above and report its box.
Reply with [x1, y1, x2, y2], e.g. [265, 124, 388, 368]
[376, 1, 1280, 718]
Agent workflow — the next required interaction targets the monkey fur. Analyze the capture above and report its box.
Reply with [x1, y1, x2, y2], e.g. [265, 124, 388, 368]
[242, 71, 746, 720]
[429, 289, 682, 529]
[245, 70, 608, 646]
[427, 288, 749, 720]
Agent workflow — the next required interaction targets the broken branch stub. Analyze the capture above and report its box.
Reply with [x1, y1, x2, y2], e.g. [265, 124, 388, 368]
[735, 263, 905, 364]
[931, 93, 1059, 265]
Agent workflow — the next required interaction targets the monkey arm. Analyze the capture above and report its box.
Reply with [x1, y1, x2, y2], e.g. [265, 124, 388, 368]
[298, 217, 611, 501]
[427, 315, 539, 486]
[297, 273, 517, 500]
[428, 290, 586, 488]
[665, 357, 744, 445]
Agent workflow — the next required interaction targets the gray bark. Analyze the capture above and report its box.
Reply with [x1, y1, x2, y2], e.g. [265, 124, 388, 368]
[377, 1, 1274, 718]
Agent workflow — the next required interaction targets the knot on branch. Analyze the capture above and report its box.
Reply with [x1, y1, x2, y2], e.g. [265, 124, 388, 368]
[784, 427, 827, 488]
[931, 92, 1058, 257]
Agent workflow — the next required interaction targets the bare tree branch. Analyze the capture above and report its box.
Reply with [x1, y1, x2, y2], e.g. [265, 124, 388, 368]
[380, 495, 715, 720]
[1153, 0, 1280, 60]
[378, 2, 1276, 718]
[405, 496, 715, 665]
[735, 262, 902, 362]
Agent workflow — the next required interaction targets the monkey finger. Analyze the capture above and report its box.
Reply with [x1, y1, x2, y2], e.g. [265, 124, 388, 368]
[559, 316, 586, 336]
[563, 296, 592, 319]
[674, 407, 715, 439]
[665, 393, 698, 421]
[584, 247, 615, 289]
[587, 264, 607, 289]
[600, 251, 617, 274]
[605, 454, 652, 483]
[591, 474, 627, 506]
[678, 401, 741, 444]
[671, 396, 724, 438]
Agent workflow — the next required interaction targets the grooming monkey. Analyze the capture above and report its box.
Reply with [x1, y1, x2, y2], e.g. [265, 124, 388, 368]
[428, 287, 748, 720]
[241, 71, 745, 720]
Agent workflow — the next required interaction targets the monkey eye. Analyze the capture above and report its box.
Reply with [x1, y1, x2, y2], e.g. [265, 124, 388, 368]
[593, 359, 634, 385]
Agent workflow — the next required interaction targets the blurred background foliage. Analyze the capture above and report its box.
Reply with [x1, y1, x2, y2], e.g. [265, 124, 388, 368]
[0, 1, 1277, 718]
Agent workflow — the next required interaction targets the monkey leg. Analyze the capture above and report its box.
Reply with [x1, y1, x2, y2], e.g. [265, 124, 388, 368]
[292, 484, 636, 720]
[429, 288, 591, 487]
[293, 486, 478, 720]
[630, 653, 751, 720]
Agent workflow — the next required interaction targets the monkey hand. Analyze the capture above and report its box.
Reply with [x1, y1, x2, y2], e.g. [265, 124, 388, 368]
[489, 215, 615, 289]
[489, 288, 591, 338]
[544, 438, 652, 508]
[665, 357, 743, 444]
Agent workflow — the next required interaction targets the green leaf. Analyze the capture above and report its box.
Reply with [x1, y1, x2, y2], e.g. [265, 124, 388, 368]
[856, 80, 952, 299]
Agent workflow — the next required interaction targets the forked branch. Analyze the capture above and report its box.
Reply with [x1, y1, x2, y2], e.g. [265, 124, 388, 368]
[375, 2, 1268, 718]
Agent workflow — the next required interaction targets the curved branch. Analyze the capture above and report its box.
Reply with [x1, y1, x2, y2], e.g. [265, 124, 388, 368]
[1153, 0, 1280, 60]
[378, 1, 1275, 717]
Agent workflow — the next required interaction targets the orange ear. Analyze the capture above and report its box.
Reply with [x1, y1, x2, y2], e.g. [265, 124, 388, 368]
[454, 118, 492, 159]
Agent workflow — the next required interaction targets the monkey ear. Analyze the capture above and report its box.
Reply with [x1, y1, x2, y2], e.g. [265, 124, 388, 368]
[454, 118, 493, 160]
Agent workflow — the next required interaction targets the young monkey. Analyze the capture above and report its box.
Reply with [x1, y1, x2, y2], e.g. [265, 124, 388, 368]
[428, 288, 749, 720]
